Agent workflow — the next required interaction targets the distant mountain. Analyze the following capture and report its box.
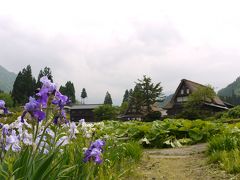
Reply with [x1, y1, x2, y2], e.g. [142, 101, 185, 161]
[218, 77, 240, 97]
[159, 94, 173, 108]
[0, 65, 17, 93]
[217, 77, 240, 105]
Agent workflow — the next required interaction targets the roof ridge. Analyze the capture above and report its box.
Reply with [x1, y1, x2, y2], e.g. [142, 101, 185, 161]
[182, 79, 206, 87]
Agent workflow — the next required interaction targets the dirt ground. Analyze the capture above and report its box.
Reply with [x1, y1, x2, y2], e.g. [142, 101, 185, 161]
[131, 143, 239, 180]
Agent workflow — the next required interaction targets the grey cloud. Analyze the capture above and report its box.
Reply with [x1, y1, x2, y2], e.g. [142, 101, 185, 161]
[0, 17, 239, 105]
[0, 18, 73, 76]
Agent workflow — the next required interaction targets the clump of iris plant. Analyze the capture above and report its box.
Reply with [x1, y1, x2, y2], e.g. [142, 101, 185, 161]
[21, 76, 69, 124]
[0, 76, 110, 179]
[83, 139, 105, 164]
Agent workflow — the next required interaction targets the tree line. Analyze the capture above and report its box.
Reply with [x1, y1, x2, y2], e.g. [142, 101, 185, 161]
[7, 65, 76, 106]
[4, 65, 163, 120]
[2, 65, 117, 107]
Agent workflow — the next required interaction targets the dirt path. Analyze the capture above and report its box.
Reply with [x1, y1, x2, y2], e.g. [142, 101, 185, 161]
[134, 143, 238, 180]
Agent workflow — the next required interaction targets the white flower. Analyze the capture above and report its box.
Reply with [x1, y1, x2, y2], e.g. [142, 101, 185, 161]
[46, 128, 55, 138]
[22, 130, 33, 145]
[85, 132, 92, 138]
[2, 124, 9, 135]
[69, 122, 79, 139]
[103, 134, 110, 139]
[56, 136, 69, 147]
[5, 130, 21, 152]
[82, 147, 88, 152]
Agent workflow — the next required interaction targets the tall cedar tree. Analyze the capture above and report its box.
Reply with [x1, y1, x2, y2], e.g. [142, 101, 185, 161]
[128, 84, 145, 114]
[120, 89, 130, 114]
[59, 81, 76, 103]
[104, 91, 113, 105]
[36, 67, 53, 88]
[12, 65, 36, 105]
[81, 88, 87, 104]
[129, 75, 162, 115]
[122, 89, 129, 103]
[137, 75, 162, 114]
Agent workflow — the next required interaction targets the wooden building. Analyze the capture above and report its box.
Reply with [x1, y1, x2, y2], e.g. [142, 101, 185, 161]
[121, 102, 167, 121]
[164, 79, 232, 116]
[69, 104, 102, 122]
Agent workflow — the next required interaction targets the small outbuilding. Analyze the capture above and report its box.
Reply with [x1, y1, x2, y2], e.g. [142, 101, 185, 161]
[69, 104, 103, 122]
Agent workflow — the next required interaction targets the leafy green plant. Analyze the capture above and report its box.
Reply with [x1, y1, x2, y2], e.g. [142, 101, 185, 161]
[208, 133, 240, 173]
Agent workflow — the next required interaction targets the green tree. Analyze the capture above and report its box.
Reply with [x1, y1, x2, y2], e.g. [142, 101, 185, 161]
[36, 67, 53, 88]
[122, 89, 129, 103]
[120, 101, 129, 114]
[59, 85, 66, 95]
[186, 85, 216, 106]
[128, 84, 145, 115]
[181, 85, 216, 119]
[137, 75, 162, 114]
[59, 81, 76, 103]
[93, 105, 118, 120]
[81, 88, 87, 104]
[0, 92, 14, 107]
[120, 89, 130, 114]
[12, 65, 36, 105]
[104, 91, 113, 105]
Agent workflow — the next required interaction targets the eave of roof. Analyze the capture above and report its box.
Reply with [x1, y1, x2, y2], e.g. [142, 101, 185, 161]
[203, 102, 229, 110]
[70, 104, 103, 110]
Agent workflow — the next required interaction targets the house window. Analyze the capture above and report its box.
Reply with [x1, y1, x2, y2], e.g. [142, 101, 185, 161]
[181, 89, 184, 95]
[182, 96, 188, 101]
[177, 97, 183, 102]
[177, 96, 188, 102]
[186, 89, 190, 94]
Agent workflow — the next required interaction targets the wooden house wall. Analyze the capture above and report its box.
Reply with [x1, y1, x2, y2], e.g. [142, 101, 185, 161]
[70, 109, 99, 122]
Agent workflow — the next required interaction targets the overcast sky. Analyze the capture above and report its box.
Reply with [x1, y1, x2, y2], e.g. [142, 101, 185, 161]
[0, 0, 240, 105]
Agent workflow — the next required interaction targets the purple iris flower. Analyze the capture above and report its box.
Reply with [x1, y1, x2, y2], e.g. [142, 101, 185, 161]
[53, 109, 67, 125]
[36, 76, 57, 108]
[36, 88, 49, 108]
[0, 100, 8, 115]
[24, 97, 40, 111]
[2, 124, 9, 135]
[53, 115, 59, 124]
[40, 76, 56, 93]
[83, 139, 105, 164]
[21, 97, 46, 122]
[52, 91, 69, 109]
[0, 100, 5, 108]
[52, 91, 69, 124]
[92, 139, 105, 148]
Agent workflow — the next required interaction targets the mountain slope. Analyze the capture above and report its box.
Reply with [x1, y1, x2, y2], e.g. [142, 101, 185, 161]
[0, 65, 17, 93]
[218, 77, 240, 97]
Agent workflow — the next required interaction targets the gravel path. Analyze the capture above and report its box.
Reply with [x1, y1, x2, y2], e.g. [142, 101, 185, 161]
[134, 143, 238, 180]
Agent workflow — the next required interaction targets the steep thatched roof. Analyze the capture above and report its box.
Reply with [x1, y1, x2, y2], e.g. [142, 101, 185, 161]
[164, 79, 226, 109]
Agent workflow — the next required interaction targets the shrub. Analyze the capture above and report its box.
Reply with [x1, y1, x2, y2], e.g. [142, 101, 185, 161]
[94, 105, 118, 120]
[143, 111, 162, 121]
[0, 92, 13, 107]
